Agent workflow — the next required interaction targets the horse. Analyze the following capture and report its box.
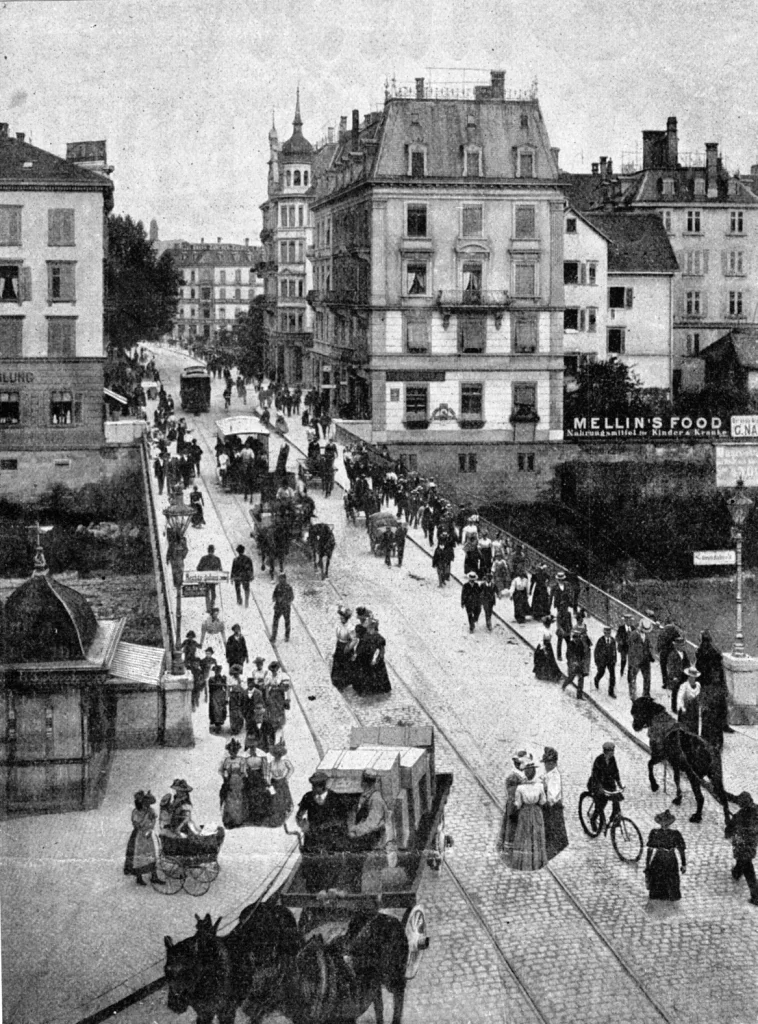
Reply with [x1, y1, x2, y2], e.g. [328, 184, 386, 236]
[242, 910, 408, 1024]
[309, 523, 336, 579]
[631, 696, 735, 824]
[164, 901, 299, 1024]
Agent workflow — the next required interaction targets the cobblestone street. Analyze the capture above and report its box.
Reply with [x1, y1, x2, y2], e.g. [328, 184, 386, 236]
[5, 344, 758, 1024]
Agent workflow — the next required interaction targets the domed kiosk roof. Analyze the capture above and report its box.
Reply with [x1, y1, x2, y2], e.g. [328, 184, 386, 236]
[3, 547, 98, 663]
[280, 89, 313, 161]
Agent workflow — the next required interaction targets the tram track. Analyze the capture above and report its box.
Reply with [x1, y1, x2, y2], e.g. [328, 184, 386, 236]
[183, 410, 676, 1024]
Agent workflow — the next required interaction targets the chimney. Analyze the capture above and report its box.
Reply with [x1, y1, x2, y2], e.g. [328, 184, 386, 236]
[245, 237, 249, 246]
[327, 126, 334, 144]
[490, 70, 505, 99]
[201, 237, 205, 244]
[607, 158, 613, 176]
[550, 147, 560, 170]
[706, 142, 719, 198]
[415, 77, 425, 100]
[591, 162, 599, 176]
[16, 132, 25, 143]
[599, 156, 608, 178]
[352, 109, 359, 149]
[339, 115, 347, 141]
[666, 116, 678, 168]
[0, 124, 8, 139]
[66, 140, 110, 176]
[217, 237, 221, 244]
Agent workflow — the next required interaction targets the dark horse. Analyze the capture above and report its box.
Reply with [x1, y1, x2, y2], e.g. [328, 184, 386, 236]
[243, 910, 408, 1024]
[309, 523, 336, 579]
[631, 696, 735, 824]
[164, 901, 299, 1024]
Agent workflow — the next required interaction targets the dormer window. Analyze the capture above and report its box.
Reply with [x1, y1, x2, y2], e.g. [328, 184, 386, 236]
[516, 148, 534, 178]
[693, 177, 705, 196]
[663, 178, 675, 196]
[464, 147, 482, 177]
[520, 114, 529, 129]
[408, 146, 427, 178]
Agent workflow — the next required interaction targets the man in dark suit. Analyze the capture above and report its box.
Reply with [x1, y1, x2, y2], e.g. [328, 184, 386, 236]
[657, 617, 680, 692]
[551, 572, 573, 660]
[461, 572, 482, 633]
[594, 625, 618, 697]
[628, 618, 655, 702]
[615, 614, 634, 678]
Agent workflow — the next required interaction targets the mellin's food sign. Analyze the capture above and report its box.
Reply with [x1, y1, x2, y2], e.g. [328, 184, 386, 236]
[565, 414, 729, 440]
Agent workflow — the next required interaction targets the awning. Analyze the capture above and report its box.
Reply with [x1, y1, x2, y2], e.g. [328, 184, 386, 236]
[103, 387, 128, 405]
[108, 641, 165, 686]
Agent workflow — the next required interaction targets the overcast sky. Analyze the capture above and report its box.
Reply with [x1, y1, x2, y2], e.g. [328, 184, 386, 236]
[4, 0, 758, 243]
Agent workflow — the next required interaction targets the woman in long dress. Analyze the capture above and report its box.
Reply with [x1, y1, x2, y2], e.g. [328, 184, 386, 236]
[219, 739, 249, 829]
[509, 570, 530, 624]
[331, 606, 355, 690]
[645, 808, 686, 901]
[351, 624, 371, 696]
[208, 664, 228, 733]
[511, 760, 548, 871]
[124, 790, 160, 885]
[365, 619, 391, 694]
[498, 751, 528, 860]
[540, 747, 569, 860]
[264, 741, 294, 827]
[534, 616, 565, 682]
[227, 664, 246, 735]
[529, 564, 551, 620]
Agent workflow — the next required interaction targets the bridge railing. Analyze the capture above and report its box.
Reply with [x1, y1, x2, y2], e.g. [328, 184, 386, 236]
[139, 433, 175, 667]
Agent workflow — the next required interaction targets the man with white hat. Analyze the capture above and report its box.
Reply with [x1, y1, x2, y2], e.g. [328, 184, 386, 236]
[461, 571, 482, 633]
[627, 618, 655, 702]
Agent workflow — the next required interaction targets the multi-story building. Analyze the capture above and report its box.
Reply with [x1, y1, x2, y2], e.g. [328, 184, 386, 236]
[0, 127, 114, 500]
[260, 93, 336, 384]
[309, 72, 566, 500]
[560, 203, 677, 392]
[165, 239, 263, 346]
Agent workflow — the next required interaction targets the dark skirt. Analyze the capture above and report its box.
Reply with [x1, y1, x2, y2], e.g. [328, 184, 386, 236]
[512, 589, 530, 623]
[331, 641, 354, 690]
[369, 659, 392, 694]
[543, 803, 569, 860]
[264, 777, 293, 828]
[534, 640, 565, 682]
[209, 685, 227, 727]
[530, 583, 550, 619]
[647, 849, 682, 901]
[245, 769, 272, 825]
[229, 690, 245, 734]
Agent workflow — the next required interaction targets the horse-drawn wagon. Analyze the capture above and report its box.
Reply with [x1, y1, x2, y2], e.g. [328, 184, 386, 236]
[152, 826, 225, 897]
[367, 510, 401, 555]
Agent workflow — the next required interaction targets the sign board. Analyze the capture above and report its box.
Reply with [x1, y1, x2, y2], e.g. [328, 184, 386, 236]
[182, 584, 208, 598]
[731, 416, 758, 439]
[183, 570, 229, 584]
[564, 414, 729, 441]
[715, 444, 758, 487]
[693, 550, 736, 567]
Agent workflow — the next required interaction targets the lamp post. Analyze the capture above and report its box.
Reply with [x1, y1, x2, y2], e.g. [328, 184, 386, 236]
[727, 477, 754, 658]
[162, 484, 195, 675]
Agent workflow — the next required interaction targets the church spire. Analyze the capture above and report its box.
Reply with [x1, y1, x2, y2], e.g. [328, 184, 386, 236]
[293, 87, 302, 131]
[268, 109, 278, 145]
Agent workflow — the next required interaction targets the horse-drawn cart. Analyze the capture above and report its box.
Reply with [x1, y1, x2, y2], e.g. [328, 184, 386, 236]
[152, 826, 225, 897]
[276, 727, 453, 982]
[367, 510, 401, 555]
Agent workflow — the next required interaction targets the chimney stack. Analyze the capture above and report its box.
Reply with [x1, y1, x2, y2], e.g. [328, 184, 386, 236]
[339, 115, 347, 141]
[706, 142, 719, 198]
[217, 237, 221, 244]
[352, 109, 359, 148]
[201, 237, 205, 244]
[666, 116, 678, 169]
[327, 126, 334, 144]
[16, 132, 25, 143]
[607, 158, 613, 176]
[490, 70, 505, 99]
[591, 162, 599, 176]
[0, 124, 8, 139]
[245, 237, 249, 246]
[415, 77, 425, 100]
[599, 156, 608, 178]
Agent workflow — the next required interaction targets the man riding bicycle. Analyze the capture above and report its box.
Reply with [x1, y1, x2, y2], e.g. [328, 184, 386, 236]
[588, 740, 624, 831]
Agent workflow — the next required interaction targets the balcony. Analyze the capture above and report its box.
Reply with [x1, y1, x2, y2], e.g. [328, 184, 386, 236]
[436, 289, 512, 329]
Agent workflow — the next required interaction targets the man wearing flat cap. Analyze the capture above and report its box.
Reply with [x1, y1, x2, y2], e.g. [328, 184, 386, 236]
[296, 771, 348, 892]
[724, 791, 758, 905]
[346, 770, 398, 887]
[588, 741, 624, 832]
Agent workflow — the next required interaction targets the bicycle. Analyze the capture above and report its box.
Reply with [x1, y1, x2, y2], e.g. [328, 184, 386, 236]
[578, 789, 643, 863]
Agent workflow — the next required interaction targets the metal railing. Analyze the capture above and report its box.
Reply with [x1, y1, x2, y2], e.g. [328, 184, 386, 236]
[436, 289, 511, 308]
[139, 433, 175, 663]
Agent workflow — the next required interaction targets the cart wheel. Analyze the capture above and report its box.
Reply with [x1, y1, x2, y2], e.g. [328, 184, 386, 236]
[153, 859, 183, 895]
[404, 904, 429, 980]
[183, 864, 213, 897]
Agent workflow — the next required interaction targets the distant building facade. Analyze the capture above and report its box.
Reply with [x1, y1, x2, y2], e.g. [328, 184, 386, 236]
[0, 127, 115, 500]
[310, 72, 566, 500]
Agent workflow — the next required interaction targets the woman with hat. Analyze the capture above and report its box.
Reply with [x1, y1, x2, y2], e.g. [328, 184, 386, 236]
[676, 667, 702, 734]
[541, 748, 569, 860]
[167, 780, 200, 837]
[529, 563, 551, 620]
[534, 616, 565, 683]
[498, 750, 530, 861]
[364, 618, 392, 694]
[219, 739, 250, 829]
[264, 741, 294, 827]
[331, 605, 355, 691]
[124, 790, 161, 886]
[227, 664, 246, 735]
[264, 661, 291, 733]
[645, 808, 686, 902]
[509, 568, 530, 625]
[208, 662, 228, 733]
[511, 758, 548, 871]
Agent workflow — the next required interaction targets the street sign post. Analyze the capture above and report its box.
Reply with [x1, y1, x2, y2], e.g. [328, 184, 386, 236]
[693, 550, 736, 567]
[182, 583, 208, 598]
[183, 570, 230, 584]
[715, 444, 758, 488]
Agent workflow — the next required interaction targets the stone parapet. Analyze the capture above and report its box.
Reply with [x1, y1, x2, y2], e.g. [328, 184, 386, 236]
[723, 653, 758, 725]
[161, 671, 195, 747]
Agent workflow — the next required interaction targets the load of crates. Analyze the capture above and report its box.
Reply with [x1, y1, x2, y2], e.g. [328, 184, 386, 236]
[315, 725, 436, 850]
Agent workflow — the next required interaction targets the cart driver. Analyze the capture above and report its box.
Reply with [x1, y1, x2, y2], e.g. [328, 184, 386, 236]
[296, 770, 348, 893]
[348, 769, 398, 869]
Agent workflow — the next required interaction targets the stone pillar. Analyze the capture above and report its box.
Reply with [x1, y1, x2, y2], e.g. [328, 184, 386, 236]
[162, 672, 195, 747]
[722, 654, 758, 725]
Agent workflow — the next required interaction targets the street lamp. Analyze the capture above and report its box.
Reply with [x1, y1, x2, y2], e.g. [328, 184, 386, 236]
[162, 483, 195, 675]
[727, 477, 754, 658]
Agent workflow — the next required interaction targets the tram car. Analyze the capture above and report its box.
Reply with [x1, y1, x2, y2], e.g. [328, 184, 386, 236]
[179, 365, 212, 413]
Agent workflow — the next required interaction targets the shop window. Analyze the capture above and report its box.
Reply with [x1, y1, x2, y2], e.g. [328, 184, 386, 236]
[50, 390, 81, 425]
[0, 391, 20, 424]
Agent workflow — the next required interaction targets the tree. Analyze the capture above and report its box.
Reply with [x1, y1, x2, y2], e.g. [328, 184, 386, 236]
[564, 358, 648, 422]
[105, 215, 182, 353]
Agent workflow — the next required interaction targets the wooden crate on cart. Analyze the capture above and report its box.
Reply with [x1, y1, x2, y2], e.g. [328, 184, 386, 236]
[350, 724, 436, 800]
[316, 747, 401, 806]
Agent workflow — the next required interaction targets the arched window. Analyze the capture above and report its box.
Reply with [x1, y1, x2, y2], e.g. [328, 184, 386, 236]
[304, 170, 309, 186]
[286, 170, 292, 186]
[294, 170, 301, 186]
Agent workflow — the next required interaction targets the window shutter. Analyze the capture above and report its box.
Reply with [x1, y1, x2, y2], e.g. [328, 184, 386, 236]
[8, 208, 21, 245]
[580, 263, 587, 285]
[74, 392, 83, 424]
[63, 264, 75, 301]
[702, 250, 709, 274]
[20, 267, 32, 302]
[607, 287, 612, 308]
[579, 309, 586, 331]
[625, 288, 634, 309]
[722, 251, 728, 276]
[701, 293, 708, 317]
[48, 209, 61, 245]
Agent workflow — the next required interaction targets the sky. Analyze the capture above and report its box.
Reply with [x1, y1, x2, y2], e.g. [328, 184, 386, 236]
[3, 0, 758, 244]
